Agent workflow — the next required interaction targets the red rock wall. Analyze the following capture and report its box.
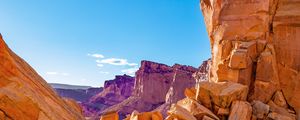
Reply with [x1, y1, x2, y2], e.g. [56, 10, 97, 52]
[200, 0, 300, 114]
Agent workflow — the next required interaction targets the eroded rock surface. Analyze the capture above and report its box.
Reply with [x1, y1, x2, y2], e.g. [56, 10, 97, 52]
[101, 61, 198, 118]
[0, 35, 84, 119]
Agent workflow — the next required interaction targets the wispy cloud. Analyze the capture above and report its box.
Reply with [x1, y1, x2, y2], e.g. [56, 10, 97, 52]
[46, 72, 58, 75]
[97, 64, 104, 67]
[99, 71, 110, 74]
[88, 53, 105, 58]
[96, 58, 138, 66]
[46, 72, 70, 76]
[121, 67, 138, 76]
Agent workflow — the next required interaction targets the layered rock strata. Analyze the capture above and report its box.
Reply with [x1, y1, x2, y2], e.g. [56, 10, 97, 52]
[0, 34, 84, 119]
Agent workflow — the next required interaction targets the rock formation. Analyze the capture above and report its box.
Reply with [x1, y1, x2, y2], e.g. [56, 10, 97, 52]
[83, 74, 135, 117]
[0, 35, 84, 119]
[159, 0, 300, 120]
[54, 86, 103, 102]
[100, 61, 198, 118]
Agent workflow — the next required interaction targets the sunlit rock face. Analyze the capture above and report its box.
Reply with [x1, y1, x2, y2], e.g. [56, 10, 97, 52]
[82, 75, 134, 117]
[101, 61, 198, 118]
[200, 0, 300, 112]
[200, 0, 300, 119]
[0, 35, 84, 120]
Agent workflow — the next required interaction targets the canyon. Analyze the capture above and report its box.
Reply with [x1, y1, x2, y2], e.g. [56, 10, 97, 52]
[0, 0, 299, 120]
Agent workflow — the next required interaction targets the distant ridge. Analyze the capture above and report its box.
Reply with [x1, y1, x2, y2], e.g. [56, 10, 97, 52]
[50, 83, 93, 90]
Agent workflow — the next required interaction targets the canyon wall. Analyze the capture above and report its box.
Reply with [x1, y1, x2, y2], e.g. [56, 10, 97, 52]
[0, 35, 84, 119]
[200, 0, 300, 118]
[100, 61, 198, 118]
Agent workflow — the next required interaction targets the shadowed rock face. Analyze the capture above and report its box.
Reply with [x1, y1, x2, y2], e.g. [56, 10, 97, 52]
[0, 35, 84, 119]
[101, 60, 198, 118]
[54, 87, 103, 102]
[82, 75, 135, 117]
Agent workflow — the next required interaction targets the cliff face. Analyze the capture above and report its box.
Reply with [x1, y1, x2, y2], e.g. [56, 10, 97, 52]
[83, 75, 135, 117]
[54, 87, 103, 102]
[101, 61, 198, 117]
[0, 35, 84, 119]
[199, 0, 299, 119]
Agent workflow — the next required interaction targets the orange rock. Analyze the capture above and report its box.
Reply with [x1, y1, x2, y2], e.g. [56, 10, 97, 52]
[273, 91, 288, 108]
[167, 104, 197, 120]
[184, 87, 196, 99]
[196, 81, 248, 109]
[217, 108, 229, 116]
[268, 101, 295, 119]
[203, 115, 215, 120]
[100, 112, 119, 120]
[126, 111, 163, 120]
[228, 101, 252, 120]
[267, 112, 295, 120]
[177, 98, 219, 120]
[0, 36, 84, 119]
[229, 49, 248, 69]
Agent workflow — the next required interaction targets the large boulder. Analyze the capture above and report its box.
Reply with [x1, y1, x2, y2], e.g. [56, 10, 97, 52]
[195, 81, 248, 110]
[228, 101, 252, 120]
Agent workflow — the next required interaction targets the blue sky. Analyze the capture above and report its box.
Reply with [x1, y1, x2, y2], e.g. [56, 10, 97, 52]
[0, 0, 210, 87]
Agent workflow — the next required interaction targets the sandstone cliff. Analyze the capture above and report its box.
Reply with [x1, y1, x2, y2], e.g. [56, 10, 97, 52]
[100, 61, 198, 118]
[83, 74, 134, 117]
[158, 0, 300, 120]
[107, 0, 300, 120]
[0, 34, 84, 119]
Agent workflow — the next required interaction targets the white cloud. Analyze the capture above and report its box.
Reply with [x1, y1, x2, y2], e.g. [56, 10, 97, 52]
[96, 58, 138, 66]
[46, 72, 58, 75]
[46, 72, 70, 76]
[99, 71, 110, 74]
[121, 67, 138, 76]
[88, 53, 105, 58]
[97, 64, 104, 67]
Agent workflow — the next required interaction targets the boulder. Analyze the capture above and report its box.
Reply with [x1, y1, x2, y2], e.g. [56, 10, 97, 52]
[268, 100, 296, 119]
[100, 112, 119, 120]
[125, 111, 163, 120]
[196, 81, 248, 109]
[167, 104, 197, 120]
[228, 101, 252, 120]
[176, 98, 219, 120]
[251, 101, 270, 119]
[273, 91, 288, 108]
[267, 112, 295, 120]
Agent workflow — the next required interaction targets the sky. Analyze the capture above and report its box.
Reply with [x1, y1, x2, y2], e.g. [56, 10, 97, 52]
[0, 0, 211, 87]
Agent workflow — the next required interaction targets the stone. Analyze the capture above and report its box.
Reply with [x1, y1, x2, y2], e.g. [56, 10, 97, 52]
[228, 101, 252, 120]
[196, 81, 248, 109]
[184, 87, 196, 99]
[273, 91, 288, 108]
[167, 104, 197, 120]
[176, 98, 219, 120]
[250, 80, 277, 103]
[126, 111, 163, 120]
[0, 35, 84, 120]
[267, 112, 295, 120]
[100, 112, 119, 120]
[217, 108, 230, 116]
[268, 100, 295, 119]
[229, 49, 248, 69]
[203, 115, 215, 120]
[251, 101, 270, 119]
